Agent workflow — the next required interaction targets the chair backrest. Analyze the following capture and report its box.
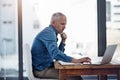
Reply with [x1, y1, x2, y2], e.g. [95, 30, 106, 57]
[24, 43, 41, 80]
[24, 44, 58, 80]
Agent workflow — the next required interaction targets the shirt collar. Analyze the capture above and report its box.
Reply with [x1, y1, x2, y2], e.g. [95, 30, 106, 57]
[49, 25, 58, 35]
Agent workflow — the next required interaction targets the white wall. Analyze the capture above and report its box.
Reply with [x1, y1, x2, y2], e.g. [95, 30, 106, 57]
[22, 0, 98, 58]
[22, 0, 42, 47]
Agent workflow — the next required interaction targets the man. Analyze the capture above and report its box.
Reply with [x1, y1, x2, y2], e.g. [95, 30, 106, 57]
[31, 12, 91, 79]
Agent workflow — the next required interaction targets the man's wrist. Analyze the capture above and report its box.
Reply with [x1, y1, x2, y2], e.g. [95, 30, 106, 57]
[60, 41, 65, 45]
[61, 40, 66, 44]
[71, 58, 78, 63]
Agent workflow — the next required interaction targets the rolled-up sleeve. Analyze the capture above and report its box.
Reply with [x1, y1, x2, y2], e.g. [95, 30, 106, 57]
[43, 40, 72, 62]
[40, 29, 72, 62]
[59, 42, 65, 52]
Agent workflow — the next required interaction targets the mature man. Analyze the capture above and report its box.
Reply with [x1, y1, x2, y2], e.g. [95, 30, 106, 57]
[31, 12, 91, 80]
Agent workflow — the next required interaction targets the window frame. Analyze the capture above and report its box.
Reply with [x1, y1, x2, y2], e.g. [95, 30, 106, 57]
[97, 0, 106, 56]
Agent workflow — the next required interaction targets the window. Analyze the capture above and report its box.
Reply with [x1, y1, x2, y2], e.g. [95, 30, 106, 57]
[23, 0, 98, 60]
[106, 0, 120, 61]
[106, 1, 111, 22]
[0, 0, 19, 79]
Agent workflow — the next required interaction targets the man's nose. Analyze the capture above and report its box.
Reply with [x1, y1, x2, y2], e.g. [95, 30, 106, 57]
[63, 26, 66, 29]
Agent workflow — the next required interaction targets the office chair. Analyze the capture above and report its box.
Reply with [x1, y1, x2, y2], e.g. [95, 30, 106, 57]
[24, 43, 58, 80]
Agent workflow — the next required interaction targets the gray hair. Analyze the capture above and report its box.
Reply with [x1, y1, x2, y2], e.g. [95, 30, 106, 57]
[50, 12, 66, 23]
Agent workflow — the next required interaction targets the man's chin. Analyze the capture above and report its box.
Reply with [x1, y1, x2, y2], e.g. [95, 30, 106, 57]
[59, 32, 63, 34]
[59, 31, 64, 34]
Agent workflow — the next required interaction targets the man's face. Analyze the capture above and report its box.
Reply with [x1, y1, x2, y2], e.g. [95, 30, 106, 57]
[54, 16, 66, 33]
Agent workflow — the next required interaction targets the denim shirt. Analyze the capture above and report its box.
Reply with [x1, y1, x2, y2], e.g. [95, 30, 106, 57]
[31, 25, 72, 71]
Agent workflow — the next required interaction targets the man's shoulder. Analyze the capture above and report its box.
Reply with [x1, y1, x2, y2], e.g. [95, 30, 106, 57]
[38, 26, 56, 40]
[42, 26, 54, 33]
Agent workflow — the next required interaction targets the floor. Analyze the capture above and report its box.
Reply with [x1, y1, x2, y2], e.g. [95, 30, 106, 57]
[40, 75, 118, 80]
[82, 75, 117, 80]
[0, 75, 117, 80]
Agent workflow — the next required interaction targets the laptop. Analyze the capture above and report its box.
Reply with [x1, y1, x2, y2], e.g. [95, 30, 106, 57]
[91, 44, 117, 65]
[58, 44, 117, 65]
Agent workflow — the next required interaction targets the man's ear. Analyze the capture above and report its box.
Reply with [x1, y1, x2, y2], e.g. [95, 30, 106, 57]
[52, 20, 55, 24]
[51, 20, 56, 26]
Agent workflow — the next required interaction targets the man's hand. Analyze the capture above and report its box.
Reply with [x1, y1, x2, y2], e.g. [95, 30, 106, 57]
[60, 32, 67, 44]
[71, 57, 91, 64]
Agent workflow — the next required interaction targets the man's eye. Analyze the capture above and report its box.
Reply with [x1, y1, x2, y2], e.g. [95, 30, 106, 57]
[61, 23, 65, 25]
